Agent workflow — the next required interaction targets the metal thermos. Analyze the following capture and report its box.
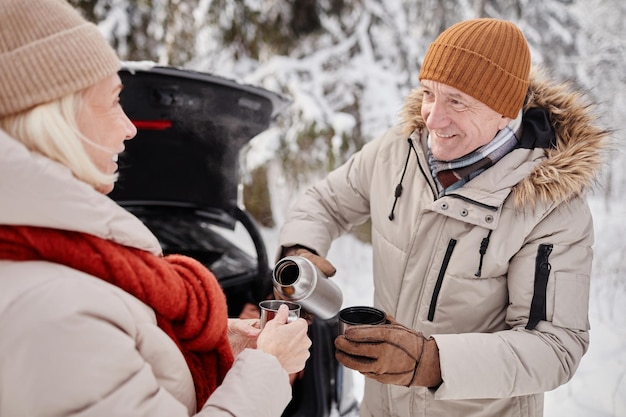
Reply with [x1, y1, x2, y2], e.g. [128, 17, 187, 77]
[272, 255, 343, 320]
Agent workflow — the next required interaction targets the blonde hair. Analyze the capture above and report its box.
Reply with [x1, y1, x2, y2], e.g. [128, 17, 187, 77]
[0, 92, 117, 190]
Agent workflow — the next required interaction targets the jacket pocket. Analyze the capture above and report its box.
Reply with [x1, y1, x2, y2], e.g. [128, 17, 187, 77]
[428, 239, 457, 321]
[552, 272, 590, 331]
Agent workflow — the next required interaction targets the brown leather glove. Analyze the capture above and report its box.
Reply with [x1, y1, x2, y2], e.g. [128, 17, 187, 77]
[282, 245, 336, 277]
[334, 318, 442, 388]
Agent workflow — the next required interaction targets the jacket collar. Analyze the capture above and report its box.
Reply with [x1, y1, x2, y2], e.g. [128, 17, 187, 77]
[0, 129, 162, 254]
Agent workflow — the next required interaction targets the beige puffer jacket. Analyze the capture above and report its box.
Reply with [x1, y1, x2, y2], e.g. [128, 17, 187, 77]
[278, 71, 609, 417]
[0, 129, 291, 417]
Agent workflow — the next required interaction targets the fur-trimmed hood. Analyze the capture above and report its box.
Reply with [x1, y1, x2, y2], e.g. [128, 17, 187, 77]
[399, 68, 610, 207]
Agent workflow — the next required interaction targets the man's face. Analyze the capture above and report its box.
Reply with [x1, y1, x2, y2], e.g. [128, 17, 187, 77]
[420, 80, 511, 161]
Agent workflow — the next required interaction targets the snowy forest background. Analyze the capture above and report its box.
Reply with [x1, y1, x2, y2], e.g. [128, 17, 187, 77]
[71, 0, 625, 415]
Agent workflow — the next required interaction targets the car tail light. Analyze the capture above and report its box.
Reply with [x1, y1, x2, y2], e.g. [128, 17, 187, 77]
[131, 119, 172, 130]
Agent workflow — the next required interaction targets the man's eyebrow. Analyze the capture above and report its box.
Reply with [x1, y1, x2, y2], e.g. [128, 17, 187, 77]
[420, 82, 473, 102]
[449, 92, 466, 100]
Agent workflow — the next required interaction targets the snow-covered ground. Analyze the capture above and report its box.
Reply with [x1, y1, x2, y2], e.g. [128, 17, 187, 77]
[252, 194, 626, 417]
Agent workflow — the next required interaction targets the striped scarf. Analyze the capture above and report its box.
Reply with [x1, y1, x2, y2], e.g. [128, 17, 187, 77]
[428, 111, 522, 195]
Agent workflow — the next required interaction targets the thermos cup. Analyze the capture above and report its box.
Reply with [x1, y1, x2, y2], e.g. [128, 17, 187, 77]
[272, 255, 343, 320]
[338, 306, 386, 334]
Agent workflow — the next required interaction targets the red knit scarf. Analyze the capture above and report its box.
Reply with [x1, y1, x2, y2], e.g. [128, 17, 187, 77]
[0, 225, 234, 409]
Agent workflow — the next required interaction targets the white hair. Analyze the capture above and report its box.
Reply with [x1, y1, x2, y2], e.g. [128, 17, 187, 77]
[0, 92, 117, 190]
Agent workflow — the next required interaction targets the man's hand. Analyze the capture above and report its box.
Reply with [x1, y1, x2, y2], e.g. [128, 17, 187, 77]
[282, 245, 337, 277]
[334, 320, 442, 388]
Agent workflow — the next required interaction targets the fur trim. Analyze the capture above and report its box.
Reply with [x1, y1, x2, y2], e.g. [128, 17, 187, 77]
[399, 67, 610, 207]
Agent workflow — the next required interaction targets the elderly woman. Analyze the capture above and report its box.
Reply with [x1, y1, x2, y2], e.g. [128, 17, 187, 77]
[0, 1, 311, 416]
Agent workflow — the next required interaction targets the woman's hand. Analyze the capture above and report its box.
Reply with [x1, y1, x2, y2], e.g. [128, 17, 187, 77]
[257, 305, 311, 374]
[227, 318, 261, 357]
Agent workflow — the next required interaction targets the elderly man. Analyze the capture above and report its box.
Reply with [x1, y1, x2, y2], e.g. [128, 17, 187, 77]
[278, 18, 608, 417]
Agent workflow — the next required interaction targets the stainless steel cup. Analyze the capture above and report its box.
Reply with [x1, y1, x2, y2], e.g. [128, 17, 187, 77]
[338, 306, 386, 334]
[272, 255, 343, 320]
[259, 299, 301, 329]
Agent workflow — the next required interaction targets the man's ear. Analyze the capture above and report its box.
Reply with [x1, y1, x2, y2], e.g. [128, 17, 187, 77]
[497, 115, 512, 130]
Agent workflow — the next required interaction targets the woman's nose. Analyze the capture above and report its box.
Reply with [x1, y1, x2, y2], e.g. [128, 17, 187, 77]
[124, 113, 137, 140]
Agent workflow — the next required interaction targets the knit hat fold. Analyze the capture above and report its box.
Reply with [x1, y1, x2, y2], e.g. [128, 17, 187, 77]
[419, 18, 531, 118]
[0, 0, 120, 118]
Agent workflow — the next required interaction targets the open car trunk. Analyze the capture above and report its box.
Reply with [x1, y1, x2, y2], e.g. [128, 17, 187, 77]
[110, 64, 358, 417]
[110, 64, 286, 314]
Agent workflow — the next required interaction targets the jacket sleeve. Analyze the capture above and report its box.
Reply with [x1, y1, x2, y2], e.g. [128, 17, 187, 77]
[433, 196, 592, 400]
[199, 349, 291, 416]
[0, 265, 291, 417]
[278, 129, 390, 257]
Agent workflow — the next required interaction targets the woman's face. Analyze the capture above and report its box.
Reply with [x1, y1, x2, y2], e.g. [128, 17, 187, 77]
[77, 73, 137, 194]
[420, 79, 511, 161]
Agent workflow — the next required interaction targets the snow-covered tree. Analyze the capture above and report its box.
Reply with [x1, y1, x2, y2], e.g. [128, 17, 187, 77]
[71, 0, 624, 209]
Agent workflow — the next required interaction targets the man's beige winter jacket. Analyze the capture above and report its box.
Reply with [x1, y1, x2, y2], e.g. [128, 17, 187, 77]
[278, 71, 608, 417]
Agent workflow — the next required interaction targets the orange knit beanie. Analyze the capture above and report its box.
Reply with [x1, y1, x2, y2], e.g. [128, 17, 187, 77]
[419, 18, 531, 118]
[0, 0, 120, 118]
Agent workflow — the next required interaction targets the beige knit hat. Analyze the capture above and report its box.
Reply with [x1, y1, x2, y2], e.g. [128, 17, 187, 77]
[419, 18, 531, 118]
[0, 0, 120, 118]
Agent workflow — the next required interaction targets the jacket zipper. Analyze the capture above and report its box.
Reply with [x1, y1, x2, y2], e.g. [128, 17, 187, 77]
[427, 239, 457, 321]
[410, 137, 438, 201]
[446, 193, 499, 211]
[525, 243, 554, 330]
